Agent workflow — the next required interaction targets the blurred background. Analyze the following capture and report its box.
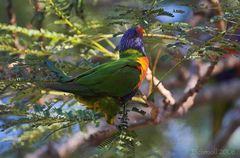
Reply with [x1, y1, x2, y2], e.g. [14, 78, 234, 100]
[0, 0, 239, 158]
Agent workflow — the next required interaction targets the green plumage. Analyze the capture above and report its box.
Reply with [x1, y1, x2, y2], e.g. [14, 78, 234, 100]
[42, 49, 145, 123]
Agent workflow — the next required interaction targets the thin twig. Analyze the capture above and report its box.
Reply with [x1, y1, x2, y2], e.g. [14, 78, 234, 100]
[147, 49, 162, 96]
[146, 69, 176, 106]
[208, 0, 225, 31]
[33, 0, 45, 30]
[5, 0, 24, 50]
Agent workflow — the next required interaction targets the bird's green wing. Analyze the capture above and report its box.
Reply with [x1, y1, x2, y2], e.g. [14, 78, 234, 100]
[72, 57, 141, 97]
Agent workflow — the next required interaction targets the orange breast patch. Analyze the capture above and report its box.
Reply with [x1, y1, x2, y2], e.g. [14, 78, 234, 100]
[136, 56, 149, 88]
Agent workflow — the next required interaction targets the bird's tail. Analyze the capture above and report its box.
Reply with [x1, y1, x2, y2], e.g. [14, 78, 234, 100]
[44, 59, 71, 82]
[37, 81, 73, 93]
[36, 80, 92, 96]
[37, 82, 70, 92]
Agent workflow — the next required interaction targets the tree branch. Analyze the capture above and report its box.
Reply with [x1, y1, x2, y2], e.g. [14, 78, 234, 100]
[200, 108, 240, 158]
[145, 68, 176, 106]
[26, 78, 240, 158]
[5, 0, 24, 50]
[173, 61, 217, 114]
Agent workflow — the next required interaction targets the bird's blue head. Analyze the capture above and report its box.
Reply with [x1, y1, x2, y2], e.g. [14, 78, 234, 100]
[118, 25, 146, 56]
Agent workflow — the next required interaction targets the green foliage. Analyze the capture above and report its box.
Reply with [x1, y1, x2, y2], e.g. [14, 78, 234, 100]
[108, 0, 174, 26]
[95, 130, 140, 158]
[0, 101, 100, 147]
[95, 105, 141, 158]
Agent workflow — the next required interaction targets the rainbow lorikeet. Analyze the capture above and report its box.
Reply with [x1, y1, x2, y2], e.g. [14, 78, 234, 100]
[41, 25, 149, 123]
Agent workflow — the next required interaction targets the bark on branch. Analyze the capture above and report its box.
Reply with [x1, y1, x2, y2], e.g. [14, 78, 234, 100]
[26, 62, 240, 158]
[201, 108, 240, 158]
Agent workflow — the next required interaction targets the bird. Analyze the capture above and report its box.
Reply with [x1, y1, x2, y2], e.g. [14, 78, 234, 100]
[40, 25, 149, 123]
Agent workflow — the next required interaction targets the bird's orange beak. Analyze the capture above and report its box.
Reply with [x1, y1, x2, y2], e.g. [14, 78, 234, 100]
[136, 25, 145, 36]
